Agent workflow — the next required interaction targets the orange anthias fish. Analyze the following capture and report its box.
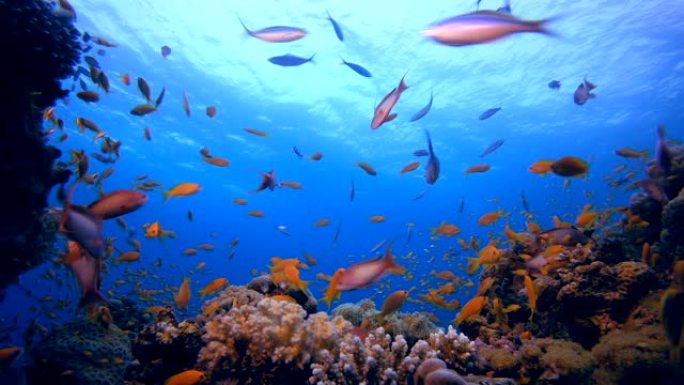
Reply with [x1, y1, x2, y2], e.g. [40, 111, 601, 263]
[163, 183, 200, 202]
[528, 160, 554, 175]
[119, 73, 130, 86]
[61, 241, 106, 308]
[431, 222, 460, 237]
[477, 210, 506, 226]
[321, 268, 346, 309]
[378, 290, 408, 319]
[523, 274, 537, 321]
[199, 278, 228, 298]
[202, 156, 229, 167]
[575, 204, 598, 228]
[336, 243, 405, 290]
[206, 106, 217, 118]
[232, 198, 248, 205]
[399, 161, 420, 174]
[369, 215, 385, 223]
[454, 295, 486, 325]
[356, 161, 377, 176]
[115, 251, 140, 263]
[182, 91, 190, 117]
[314, 218, 330, 227]
[279, 181, 302, 189]
[247, 210, 264, 217]
[164, 370, 205, 385]
[270, 258, 308, 291]
[87, 190, 147, 219]
[371, 73, 408, 129]
[173, 278, 190, 310]
[465, 164, 491, 174]
[0, 346, 23, 367]
[310, 152, 323, 161]
[244, 128, 270, 137]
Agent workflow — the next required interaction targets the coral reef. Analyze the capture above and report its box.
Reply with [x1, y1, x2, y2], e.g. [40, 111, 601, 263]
[125, 307, 203, 385]
[26, 316, 132, 385]
[0, 0, 80, 298]
[246, 274, 318, 314]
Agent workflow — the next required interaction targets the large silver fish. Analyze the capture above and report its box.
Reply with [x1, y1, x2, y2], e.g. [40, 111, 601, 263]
[423, 10, 551, 46]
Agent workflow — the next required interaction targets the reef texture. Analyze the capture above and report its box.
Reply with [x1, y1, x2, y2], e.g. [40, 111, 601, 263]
[27, 316, 132, 385]
[0, 0, 80, 298]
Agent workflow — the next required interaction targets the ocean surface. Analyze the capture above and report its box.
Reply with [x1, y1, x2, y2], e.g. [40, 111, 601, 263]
[2, 0, 684, 359]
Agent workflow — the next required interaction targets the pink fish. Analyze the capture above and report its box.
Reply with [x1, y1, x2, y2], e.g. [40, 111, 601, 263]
[371, 73, 408, 129]
[60, 183, 105, 259]
[62, 241, 106, 307]
[238, 18, 307, 43]
[87, 190, 148, 219]
[336, 243, 405, 290]
[574, 77, 597, 105]
[422, 11, 552, 46]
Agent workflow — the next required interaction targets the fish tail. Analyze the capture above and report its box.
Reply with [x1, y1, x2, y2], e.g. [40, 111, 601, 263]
[309, 53, 316, 63]
[528, 17, 558, 36]
[398, 71, 409, 93]
[162, 190, 171, 202]
[237, 16, 252, 36]
[383, 243, 406, 275]
[79, 288, 107, 308]
[339, 56, 346, 64]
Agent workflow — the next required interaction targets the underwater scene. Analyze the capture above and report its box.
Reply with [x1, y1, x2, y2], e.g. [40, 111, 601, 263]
[1, 0, 684, 384]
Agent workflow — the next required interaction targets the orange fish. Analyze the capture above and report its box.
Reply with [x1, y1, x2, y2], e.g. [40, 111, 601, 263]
[431, 222, 460, 237]
[116, 251, 140, 263]
[314, 218, 330, 227]
[232, 198, 248, 205]
[182, 248, 197, 256]
[310, 152, 323, 161]
[244, 128, 269, 137]
[164, 370, 204, 385]
[120, 73, 130, 86]
[202, 156, 229, 167]
[145, 221, 160, 238]
[454, 296, 486, 325]
[199, 278, 228, 298]
[206, 105, 217, 118]
[378, 290, 408, 318]
[0, 346, 23, 367]
[173, 277, 190, 310]
[130, 104, 157, 116]
[477, 276, 495, 295]
[477, 210, 505, 226]
[197, 243, 215, 251]
[356, 162, 377, 176]
[575, 207, 598, 228]
[321, 268, 345, 309]
[182, 91, 190, 117]
[523, 274, 537, 321]
[432, 270, 458, 280]
[399, 161, 420, 174]
[279, 181, 302, 189]
[369, 215, 385, 223]
[163, 183, 200, 202]
[247, 210, 264, 217]
[270, 294, 297, 303]
[76, 90, 100, 103]
[465, 164, 491, 174]
[528, 160, 553, 175]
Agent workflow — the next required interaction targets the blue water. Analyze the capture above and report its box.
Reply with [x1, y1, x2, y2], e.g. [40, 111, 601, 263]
[2, 0, 684, 347]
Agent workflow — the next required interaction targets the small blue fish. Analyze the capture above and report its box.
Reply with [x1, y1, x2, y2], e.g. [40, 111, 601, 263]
[341, 57, 372, 77]
[548, 80, 561, 90]
[349, 179, 355, 202]
[521, 189, 530, 211]
[293, 146, 303, 158]
[480, 139, 505, 157]
[459, 197, 465, 214]
[479, 107, 501, 120]
[268, 54, 315, 67]
[424, 130, 440, 185]
[413, 149, 429, 157]
[410, 91, 433, 122]
[326, 10, 344, 41]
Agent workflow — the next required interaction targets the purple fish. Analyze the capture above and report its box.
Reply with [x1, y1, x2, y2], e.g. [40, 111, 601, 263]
[424, 130, 440, 184]
[268, 54, 315, 67]
[253, 169, 279, 193]
[574, 77, 597, 105]
[62, 205, 105, 259]
[422, 11, 551, 46]
[655, 125, 672, 174]
[480, 139, 505, 157]
[635, 179, 668, 203]
[413, 149, 429, 157]
[371, 73, 409, 129]
[161, 45, 171, 58]
[63, 243, 106, 307]
[479, 107, 501, 120]
[239, 18, 307, 43]
[548, 80, 561, 90]
[410, 91, 433, 122]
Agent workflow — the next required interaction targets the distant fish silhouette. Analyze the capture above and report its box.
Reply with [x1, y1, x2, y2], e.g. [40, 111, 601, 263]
[480, 139, 505, 158]
[341, 57, 372, 77]
[479, 107, 501, 120]
[326, 10, 344, 41]
[268, 54, 315, 67]
[548, 80, 561, 90]
[410, 91, 433, 122]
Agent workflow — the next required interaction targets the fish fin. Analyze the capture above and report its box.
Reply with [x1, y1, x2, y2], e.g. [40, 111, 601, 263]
[385, 113, 397, 123]
[309, 54, 316, 63]
[162, 190, 171, 202]
[339, 56, 347, 65]
[237, 16, 253, 36]
[398, 72, 409, 93]
[79, 288, 107, 308]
